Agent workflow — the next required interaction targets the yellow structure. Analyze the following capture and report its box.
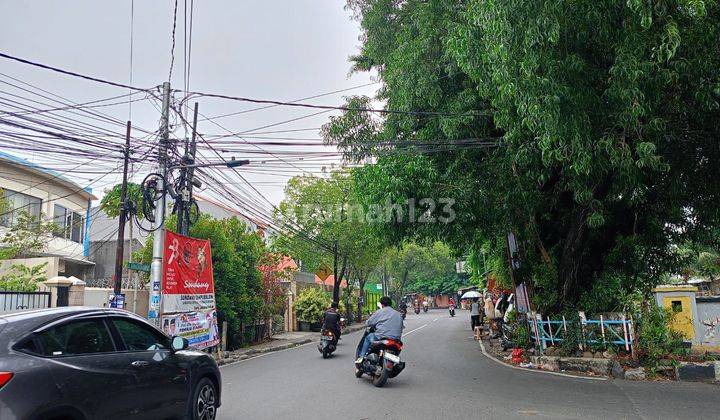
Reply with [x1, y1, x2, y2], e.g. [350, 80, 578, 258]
[653, 285, 698, 341]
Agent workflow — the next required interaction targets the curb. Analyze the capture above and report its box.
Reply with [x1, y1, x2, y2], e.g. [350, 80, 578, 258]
[218, 323, 366, 367]
[477, 339, 607, 381]
[218, 338, 313, 366]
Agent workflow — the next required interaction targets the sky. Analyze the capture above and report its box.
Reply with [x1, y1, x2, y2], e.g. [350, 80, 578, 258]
[0, 0, 378, 215]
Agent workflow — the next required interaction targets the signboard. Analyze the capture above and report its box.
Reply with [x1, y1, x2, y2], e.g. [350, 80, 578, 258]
[127, 262, 151, 273]
[515, 282, 530, 314]
[162, 230, 216, 313]
[315, 264, 332, 282]
[108, 293, 125, 309]
[161, 309, 220, 349]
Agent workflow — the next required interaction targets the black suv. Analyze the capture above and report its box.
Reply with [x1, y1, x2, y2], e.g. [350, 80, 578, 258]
[0, 307, 221, 420]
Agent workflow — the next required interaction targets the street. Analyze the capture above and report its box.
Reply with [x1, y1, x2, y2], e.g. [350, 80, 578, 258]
[219, 310, 720, 420]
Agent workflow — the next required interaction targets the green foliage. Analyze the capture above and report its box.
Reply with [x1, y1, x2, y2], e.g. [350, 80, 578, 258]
[100, 183, 144, 219]
[403, 241, 464, 296]
[137, 214, 265, 348]
[559, 316, 583, 357]
[512, 322, 532, 350]
[0, 263, 48, 291]
[636, 305, 689, 368]
[339, 0, 720, 312]
[0, 212, 59, 260]
[294, 287, 331, 323]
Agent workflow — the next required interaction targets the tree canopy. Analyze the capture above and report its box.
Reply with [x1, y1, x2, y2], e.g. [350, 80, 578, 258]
[338, 0, 720, 313]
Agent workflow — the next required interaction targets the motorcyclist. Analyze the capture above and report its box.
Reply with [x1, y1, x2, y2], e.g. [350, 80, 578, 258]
[355, 296, 403, 364]
[448, 297, 456, 308]
[321, 302, 341, 345]
[398, 300, 408, 315]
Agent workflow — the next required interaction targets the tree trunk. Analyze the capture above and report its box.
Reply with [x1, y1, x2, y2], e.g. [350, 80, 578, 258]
[357, 277, 366, 322]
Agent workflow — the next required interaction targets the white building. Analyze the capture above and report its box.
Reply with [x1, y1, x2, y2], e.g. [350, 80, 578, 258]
[0, 152, 96, 280]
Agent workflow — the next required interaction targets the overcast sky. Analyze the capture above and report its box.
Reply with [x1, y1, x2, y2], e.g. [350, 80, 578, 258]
[0, 0, 377, 210]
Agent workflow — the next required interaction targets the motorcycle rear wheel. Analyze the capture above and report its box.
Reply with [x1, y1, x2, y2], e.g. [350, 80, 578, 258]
[372, 368, 390, 387]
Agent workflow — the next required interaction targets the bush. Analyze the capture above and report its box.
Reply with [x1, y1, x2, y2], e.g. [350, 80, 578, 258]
[295, 288, 331, 323]
[636, 304, 688, 369]
[513, 323, 532, 349]
[559, 316, 583, 357]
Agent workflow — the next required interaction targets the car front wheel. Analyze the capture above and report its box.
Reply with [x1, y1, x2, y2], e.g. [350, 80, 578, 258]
[191, 377, 218, 420]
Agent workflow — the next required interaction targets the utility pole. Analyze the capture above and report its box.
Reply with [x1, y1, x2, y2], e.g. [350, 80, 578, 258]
[148, 81, 171, 326]
[177, 102, 199, 236]
[111, 121, 132, 301]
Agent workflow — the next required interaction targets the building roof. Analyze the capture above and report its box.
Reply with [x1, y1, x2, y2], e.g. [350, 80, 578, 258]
[0, 151, 97, 201]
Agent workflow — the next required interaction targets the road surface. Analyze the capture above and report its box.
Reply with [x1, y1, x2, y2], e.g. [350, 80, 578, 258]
[218, 309, 719, 419]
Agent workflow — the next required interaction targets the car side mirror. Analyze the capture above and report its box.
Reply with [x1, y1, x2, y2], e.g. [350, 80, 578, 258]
[171, 336, 189, 351]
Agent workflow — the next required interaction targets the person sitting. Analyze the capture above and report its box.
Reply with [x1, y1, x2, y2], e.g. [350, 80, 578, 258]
[355, 296, 403, 364]
[321, 301, 341, 345]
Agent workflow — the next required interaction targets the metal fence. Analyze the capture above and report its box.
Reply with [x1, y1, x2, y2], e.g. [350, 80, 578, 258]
[0, 289, 52, 314]
[530, 314, 635, 353]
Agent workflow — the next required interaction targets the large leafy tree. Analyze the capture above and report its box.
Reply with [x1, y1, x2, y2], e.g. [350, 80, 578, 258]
[341, 0, 720, 312]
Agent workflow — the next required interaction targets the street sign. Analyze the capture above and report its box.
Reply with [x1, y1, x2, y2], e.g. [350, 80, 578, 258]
[315, 265, 332, 282]
[108, 293, 126, 309]
[127, 262, 151, 273]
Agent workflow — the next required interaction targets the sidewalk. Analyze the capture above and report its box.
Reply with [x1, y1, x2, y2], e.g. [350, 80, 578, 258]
[218, 323, 366, 366]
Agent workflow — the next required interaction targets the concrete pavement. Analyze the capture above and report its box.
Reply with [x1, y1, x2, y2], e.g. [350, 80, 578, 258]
[217, 309, 720, 419]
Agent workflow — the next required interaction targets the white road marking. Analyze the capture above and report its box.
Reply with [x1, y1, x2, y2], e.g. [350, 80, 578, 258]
[220, 341, 315, 368]
[404, 323, 429, 336]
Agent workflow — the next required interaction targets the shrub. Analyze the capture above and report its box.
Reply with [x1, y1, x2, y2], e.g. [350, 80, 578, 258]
[559, 316, 583, 357]
[295, 287, 331, 323]
[636, 304, 688, 369]
[513, 323, 532, 349]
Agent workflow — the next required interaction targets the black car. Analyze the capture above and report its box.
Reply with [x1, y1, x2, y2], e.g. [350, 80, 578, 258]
[0, 307, 221, 420]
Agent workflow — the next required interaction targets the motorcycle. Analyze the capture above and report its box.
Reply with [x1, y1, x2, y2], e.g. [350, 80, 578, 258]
[414, 306, 420, 315]
[449, 305, 455, 317]
[399, 308, 407, 320]
[318, 329, 337, 358]
[423, 305, 428, 313]
[355, 328, 405, 387]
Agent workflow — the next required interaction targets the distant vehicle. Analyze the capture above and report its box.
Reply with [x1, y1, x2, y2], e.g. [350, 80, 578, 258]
[449, 305, 455, 317]
[0, 307, 221, 420]
[318, 328, 337, 358]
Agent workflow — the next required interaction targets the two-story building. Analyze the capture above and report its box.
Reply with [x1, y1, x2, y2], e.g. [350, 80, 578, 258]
[0, 152, 96, 280]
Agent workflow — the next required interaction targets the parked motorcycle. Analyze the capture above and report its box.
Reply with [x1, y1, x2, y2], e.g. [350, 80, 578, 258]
[354, 329, 405, 387]
[318, 329, 337, 358]
[449, 305, 455, 317]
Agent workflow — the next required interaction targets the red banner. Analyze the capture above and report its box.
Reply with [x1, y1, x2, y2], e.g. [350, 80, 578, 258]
[162, 230, 216, 313]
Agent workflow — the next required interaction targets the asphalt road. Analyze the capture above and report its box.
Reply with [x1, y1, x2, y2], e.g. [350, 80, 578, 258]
[218, 309, 720, 420]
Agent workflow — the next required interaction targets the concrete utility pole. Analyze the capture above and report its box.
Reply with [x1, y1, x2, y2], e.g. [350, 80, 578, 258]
[111, 121, 132, 300]
[177, 102, 199, 236]
[148, 81, 172, 326]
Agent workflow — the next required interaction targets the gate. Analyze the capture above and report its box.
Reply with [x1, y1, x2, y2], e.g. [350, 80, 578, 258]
[0, 290, 52, 314]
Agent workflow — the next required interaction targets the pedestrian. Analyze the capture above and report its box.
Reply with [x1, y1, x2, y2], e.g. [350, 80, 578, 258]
[484, 293, 496, 333]
[470, 298, 480, 331]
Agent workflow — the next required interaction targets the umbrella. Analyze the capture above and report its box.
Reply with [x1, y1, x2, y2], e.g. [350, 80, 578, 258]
[461, 291, 481, 299]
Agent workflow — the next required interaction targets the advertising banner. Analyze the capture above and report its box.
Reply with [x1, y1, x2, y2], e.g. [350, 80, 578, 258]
[162, 230, 216, 313]
[161, 309, 220, 349]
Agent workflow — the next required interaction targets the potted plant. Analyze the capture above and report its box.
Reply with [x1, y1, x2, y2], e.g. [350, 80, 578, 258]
[295, 287, 331, 331]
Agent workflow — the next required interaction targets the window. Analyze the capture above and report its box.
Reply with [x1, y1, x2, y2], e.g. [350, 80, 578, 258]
[0, 188, 42, 227]
[112, 318, 169, 351]
[36, 319, 115, 356]
[671, 300, 683, 312]
[52, 204, 84, 244]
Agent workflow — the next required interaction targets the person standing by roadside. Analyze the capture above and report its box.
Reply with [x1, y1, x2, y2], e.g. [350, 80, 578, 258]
[484, 294, 496, 333]
[470, 298, 481, 331]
